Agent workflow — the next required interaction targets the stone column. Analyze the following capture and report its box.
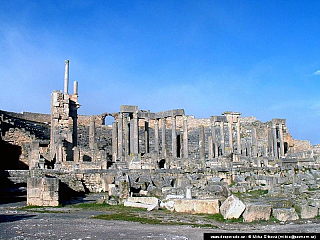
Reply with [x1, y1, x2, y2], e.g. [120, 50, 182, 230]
[220, 122, 225, 156]
[117, 113, 123, 160]
[236, 122, 241, 155]
[267, 125, 273, 157]
[211, 121, 218, 158]
[144, 117, 149, 154]
[73, 81, 78, 95]
[133, 112, 139, 154]
[172, 116, 177, 158]
[183, 116, 188, 158]
[161, 118, 166, 157]
[252, 127, 257, 157]
[272, 124, 278, 159]
[199, 125, 205, 160]
[64, 60, 69, 94]
[123, 114, 129, 160]
[228, 122, 233, 153]
[279, 124, 284, 157]
[112, 122, 118, 162]
[130, 118, 134, 154]
[89, 119, 95, 150]
[154, 119, 159, 154]
[208, 135, 213, 159]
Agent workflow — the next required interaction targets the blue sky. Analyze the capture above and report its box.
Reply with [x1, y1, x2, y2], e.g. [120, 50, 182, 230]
[1, 1, 320, 144]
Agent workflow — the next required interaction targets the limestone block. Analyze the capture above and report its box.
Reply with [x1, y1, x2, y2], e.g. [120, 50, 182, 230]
[243, 204, 272, 222]
[301, 205, 318, 219]
[166, 195, 184, 200]
[161, 200, 175, 211]
[272, 208, 299, 222]
[174, 199, 194, 213]
[27, 197, 43, 206]
[220, 195, 245, 219]
[42, 200, 59, 207]
[127, 197, 159, 206]
[27, 188, 41, 198]
[193, 199, 219, 214]
[42, 191, 59, 201]
[124, 201, 151, 209]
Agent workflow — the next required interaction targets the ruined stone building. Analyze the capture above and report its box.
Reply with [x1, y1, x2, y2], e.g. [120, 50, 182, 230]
[1, 61, 319, 211]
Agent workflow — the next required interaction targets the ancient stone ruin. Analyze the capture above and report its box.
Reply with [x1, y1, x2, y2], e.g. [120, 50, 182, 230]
[1, 60, 319, 221]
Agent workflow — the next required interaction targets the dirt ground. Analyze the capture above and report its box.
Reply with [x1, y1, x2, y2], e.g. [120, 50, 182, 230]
[0, 195, 320, 240]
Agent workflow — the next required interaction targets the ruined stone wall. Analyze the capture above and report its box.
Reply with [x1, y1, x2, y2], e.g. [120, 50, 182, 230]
[294, 140, 312, 153]
[27, 177, 59, 206]
[0, 110, 51, 124]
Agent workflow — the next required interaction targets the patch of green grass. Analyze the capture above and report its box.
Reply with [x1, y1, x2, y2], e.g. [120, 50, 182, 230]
[269, 216, 280, 223]
[93, 212, 218, 228]
[308, 187, 318, 191]
[204, 213, 243, 223]
[74, 202, 146, 212]
[205, 213, 225, 221]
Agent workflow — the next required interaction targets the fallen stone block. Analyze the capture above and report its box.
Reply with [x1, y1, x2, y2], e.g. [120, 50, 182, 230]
[243, 204, 272, 222]
[272, 208, 299, 222]
[301, 205, 318, 219]
[127, 197, 159, 206]
[220, 195, 245, 219]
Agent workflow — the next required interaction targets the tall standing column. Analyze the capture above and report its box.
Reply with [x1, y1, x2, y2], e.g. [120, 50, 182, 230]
[211, 121, 218, 158]
[117, 113, 123, 160]
[144, 117, 149, 154]
[220, 122, 225, 156]
[130, 118, 134, 154]
[272, 124, 278, 159]
[267, 125, 273, 157]
[172, 116, 177, 158]
[252, 127, 257, 157]
[112, 122, 118, 162]
[89, 119, 95, 150]
[124, 114, 129, 160]
[228, 122, 233, 153]
[64, 60, 69, 95]
[208, 135, 213, 159]
[199, 125, 205, 160]
[236, 122, 241, 155]
[154, 119, 159, 154]
[133, 112, 139, 154]
[161, 118, 166, 157]
[183, 116, 188, 158]
[279, 124, 284, 157]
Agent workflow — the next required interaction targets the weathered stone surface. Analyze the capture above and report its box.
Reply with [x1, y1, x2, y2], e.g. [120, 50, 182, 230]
[162, 199, 219, 214]
[127, 197, 159, 206]
[272, 208, 299, 222]
[220, 195, 245, 219]
[243, 204, 272, 222]
[27, 177, 59, 206]
[300, 205, 318, 219]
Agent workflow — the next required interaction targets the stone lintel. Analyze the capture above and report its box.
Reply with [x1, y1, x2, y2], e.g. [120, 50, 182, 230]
[272, 118, 286, 125]
[120, 105, 138, 113]
[210, 116, 227, 122]
[138, 112, 155, 119]
[155, 109, 185, 119]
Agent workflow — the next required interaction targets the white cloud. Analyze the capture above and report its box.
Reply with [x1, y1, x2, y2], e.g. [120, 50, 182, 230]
[313, 70, 320, 75]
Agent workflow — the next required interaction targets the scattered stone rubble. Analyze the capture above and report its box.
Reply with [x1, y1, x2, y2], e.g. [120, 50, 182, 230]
[0, 60, 320, 224]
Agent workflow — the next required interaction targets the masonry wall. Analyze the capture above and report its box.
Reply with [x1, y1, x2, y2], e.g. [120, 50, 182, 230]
[27, 177, 59, 206]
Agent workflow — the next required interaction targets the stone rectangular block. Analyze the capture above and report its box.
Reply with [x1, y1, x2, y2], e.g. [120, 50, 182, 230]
[243, 204, 272, 222]
[272, 208, 299, 222]
[220, 195, 245, 219]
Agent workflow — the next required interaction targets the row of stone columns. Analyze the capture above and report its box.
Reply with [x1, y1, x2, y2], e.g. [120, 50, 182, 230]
[112, 113, 185, 161]
[268, 122, 285, 159]
[112, 112, 251, 161]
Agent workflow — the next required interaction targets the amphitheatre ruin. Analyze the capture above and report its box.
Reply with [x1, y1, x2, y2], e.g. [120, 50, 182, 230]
[1, 60, 320, 234]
